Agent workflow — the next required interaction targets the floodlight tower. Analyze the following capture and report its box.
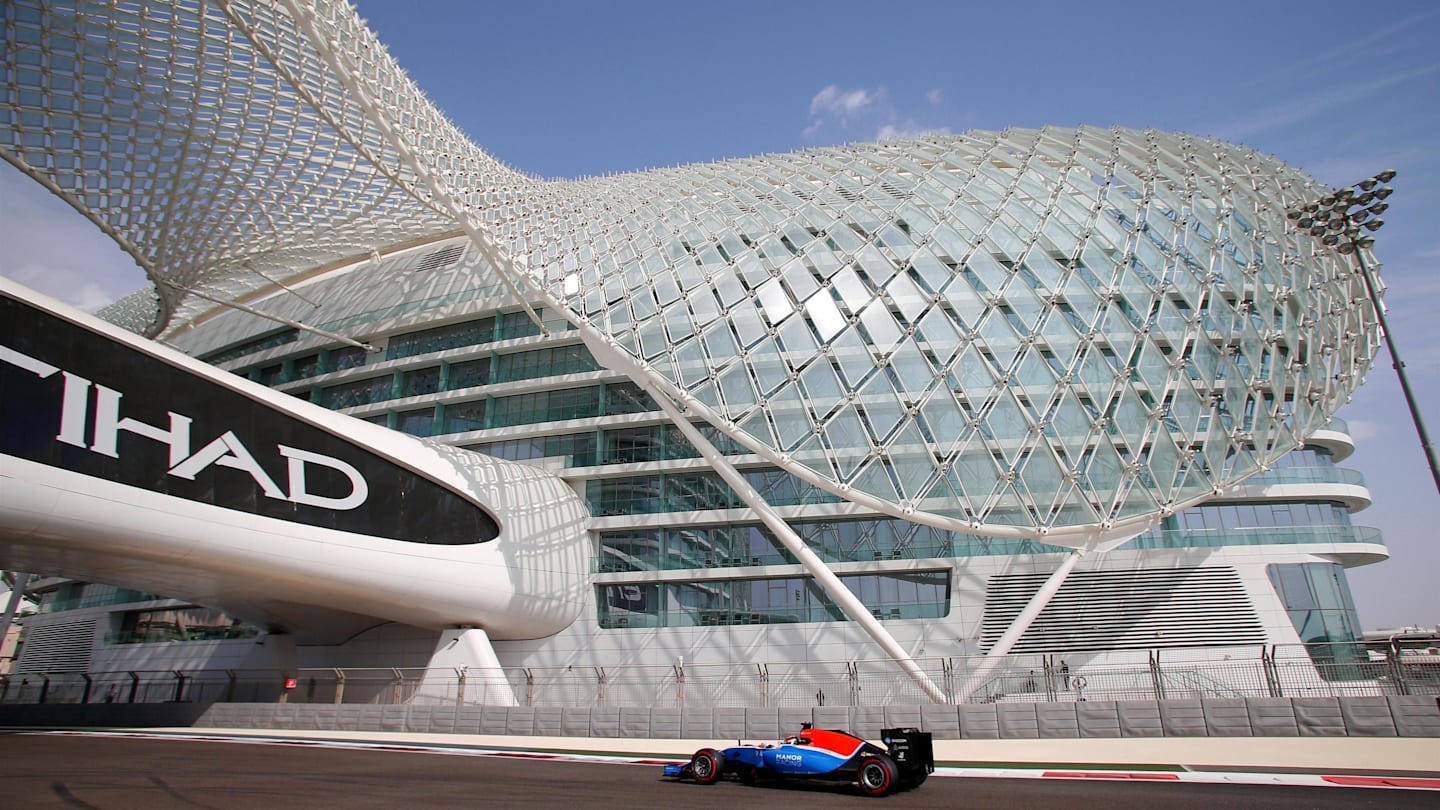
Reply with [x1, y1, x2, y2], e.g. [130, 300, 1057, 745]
[1288, 172, 1440, 497]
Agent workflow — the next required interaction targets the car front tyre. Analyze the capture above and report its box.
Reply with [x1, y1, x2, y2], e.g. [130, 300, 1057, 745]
[856, 753, 897, 797]
[691, 748, 723, 785]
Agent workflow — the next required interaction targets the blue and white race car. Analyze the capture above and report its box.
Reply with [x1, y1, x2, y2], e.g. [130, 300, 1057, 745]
[663, 725, 933, 797]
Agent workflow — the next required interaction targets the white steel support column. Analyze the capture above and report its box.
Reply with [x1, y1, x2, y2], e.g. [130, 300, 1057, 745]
[642, 384, 949, 704]
[416, 627, 517, 706]
[1, 572, 29, 642]
[955, 549, 1086, 703]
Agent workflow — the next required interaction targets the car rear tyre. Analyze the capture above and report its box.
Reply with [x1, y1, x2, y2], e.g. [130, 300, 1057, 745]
[857, 753, 897, 797]
[691, 748, 723, 785]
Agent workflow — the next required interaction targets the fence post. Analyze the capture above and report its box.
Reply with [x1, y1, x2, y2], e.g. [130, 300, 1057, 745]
[333, 669, 345, 704]
[1149, 650, 1166, 700]
[455, 667, 467, 706]
[757, 664, 769, 708]
[390, 669, 404, 705]
[127, 671, 140, 704]
[38, 673, 50, 704]
[1386, 643, 1411, 696]
[524, 668, 535, 707]
[847, 661, 860, 705]
[674, 662, 685, 709]
[81, 673, 93, 704]
[1262, 646, 1282, 698]
[595, 667, 607, 706]
[942, 658, 954, 704]
[173, 670, 187, 703]
[1043, 655, 1057, 702]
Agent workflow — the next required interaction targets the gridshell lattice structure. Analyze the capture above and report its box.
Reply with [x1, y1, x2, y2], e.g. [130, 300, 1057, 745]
[1, 0, 1383, 546]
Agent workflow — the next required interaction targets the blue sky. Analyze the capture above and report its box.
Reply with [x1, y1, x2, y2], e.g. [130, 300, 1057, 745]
[2, 0, 1437, 628]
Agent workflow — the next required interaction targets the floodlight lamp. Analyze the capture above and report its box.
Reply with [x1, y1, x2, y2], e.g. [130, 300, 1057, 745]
[1368, 202, 1389, 216]
[1358, 178, 1378, 191]
[1298, 216, 1315, 228]
[1376, 169, 1397, 183]
[1304, 202, 1320, 213]
[1373, 187, 1394, 200]
[1337, 242, 1357, 255]
[1322, 234, 1340, 246]
[1355, 192, 1376, 206]
[1334, 188, 1354, 202]
[1362, 219, 1384, 232]
[1350, 210, 1369, 223]
[1357, 236, 1376, 248]
[1320, 195, 1337, 207]
[1309, 224, 1327, 236]
[1286, 209, 1303, 220]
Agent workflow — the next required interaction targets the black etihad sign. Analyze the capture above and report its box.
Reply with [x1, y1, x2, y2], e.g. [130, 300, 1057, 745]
[1, 294, 499, 545]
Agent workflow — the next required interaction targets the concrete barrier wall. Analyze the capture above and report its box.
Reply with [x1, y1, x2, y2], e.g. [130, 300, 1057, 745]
[4, 696, 1436, 739]
[181, 696, 1440, 739]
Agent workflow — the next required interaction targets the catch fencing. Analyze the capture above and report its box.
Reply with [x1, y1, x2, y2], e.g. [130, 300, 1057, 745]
[2, 642, 1435, 708]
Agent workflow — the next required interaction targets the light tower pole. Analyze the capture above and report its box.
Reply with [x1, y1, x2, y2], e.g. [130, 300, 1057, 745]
[1288, 171, 1440, 497]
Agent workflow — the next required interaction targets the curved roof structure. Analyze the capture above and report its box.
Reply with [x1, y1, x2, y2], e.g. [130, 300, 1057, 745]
[1, 0, 1383, 545]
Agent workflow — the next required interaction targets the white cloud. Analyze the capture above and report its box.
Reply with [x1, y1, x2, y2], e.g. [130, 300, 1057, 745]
[1212, 63, 1440, 142]
[809, 84, 882, 118]
[804, 85, 948, 144]
[0, 164, 146, 312]
[6, 261, 119, 313]
[878, 122, 950, 142]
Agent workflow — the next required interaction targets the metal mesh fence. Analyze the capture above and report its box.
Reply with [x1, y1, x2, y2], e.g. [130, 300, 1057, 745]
[2, 643, 1434, 707]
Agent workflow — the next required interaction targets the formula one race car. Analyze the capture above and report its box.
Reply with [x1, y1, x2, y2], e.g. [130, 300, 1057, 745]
[663, 725, 933, 797]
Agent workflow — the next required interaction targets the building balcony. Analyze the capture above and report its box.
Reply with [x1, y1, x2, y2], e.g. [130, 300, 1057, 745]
[1222, 465, 1371, 511]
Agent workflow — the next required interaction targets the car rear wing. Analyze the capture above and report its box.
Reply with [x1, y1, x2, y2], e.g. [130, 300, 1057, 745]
[881, 727, 934, 775]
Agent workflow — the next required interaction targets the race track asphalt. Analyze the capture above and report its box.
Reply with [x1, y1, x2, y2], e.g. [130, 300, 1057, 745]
[3, 732, 1434, 809]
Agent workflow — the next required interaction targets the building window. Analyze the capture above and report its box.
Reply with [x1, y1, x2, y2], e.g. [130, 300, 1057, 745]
[597, 571, 949, 629]
[1266, 562, 1367, 680]
[110, 606, 261, 644]
[320, 375, 393, 409]
[446, 357, 491, 390]
[292, 353, 321, 380]
[386, 318, 495, 361]
[441, 400, 487, 434]
[326, 345, 369, 373]
[490, 386, 601, 427]
[199, 329, 298, 364]
[397, 407, 435, 437]
[400, 366, 441, 398]
[602, 381, 657, 415]
[475, 432, 596, 467]
[596, 518, 1072, 573]
[492, 344, 600, 383]
[496, 310, 544, 341]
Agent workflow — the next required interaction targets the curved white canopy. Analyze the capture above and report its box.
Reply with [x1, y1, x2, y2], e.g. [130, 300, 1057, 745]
[0, 0, 1382, 544]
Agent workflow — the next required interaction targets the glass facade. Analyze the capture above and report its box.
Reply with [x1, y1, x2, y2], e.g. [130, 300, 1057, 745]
[1267, 562, 1368, 678]
[1, 0, 1393, 678]
[598, 571, 949, 629]
[110, 606, 262, 644]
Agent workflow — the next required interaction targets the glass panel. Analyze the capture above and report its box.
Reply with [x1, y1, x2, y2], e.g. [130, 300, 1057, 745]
[441, 400, 487, 433]
[396, 407, 434, 436]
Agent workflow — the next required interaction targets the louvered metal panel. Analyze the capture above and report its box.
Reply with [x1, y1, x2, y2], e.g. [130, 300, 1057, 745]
[980, 567, 1263, 653]
[15, 619, 96, 673]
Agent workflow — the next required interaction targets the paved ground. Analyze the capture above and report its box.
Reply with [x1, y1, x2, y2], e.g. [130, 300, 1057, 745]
[3, 733, 1436, 809]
